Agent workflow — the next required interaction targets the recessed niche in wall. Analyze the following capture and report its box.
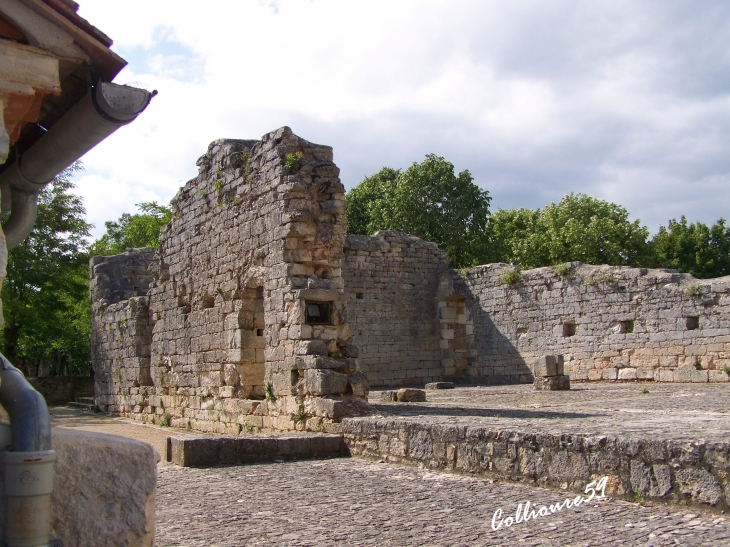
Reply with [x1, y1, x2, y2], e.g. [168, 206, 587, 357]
[355, 293, 364, 300]
[306, 302, 331, 325]
[562, 322, 576, 337]
[619, 320, 634, 334]
[256, 329, 264, 336]
[686, 316, 699, 331]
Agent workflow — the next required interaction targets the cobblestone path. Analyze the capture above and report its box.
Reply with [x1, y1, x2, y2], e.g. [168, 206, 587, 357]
[156, 458, 730, 547]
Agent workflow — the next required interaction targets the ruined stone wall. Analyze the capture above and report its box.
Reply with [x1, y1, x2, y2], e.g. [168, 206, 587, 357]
[91, 128, 367, 433]
[450, 262, 730, 383]
[342, 231, 449, 387]
[90, 249, 156, 413]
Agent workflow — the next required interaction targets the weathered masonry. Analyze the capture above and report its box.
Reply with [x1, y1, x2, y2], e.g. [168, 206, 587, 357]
[92, 128, 367, 433]
[90, 127, 730, 432]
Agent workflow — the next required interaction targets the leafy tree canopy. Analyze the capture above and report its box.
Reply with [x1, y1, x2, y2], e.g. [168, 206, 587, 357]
[489, 193, 651, 269]
[89, 201, 172, 256]
[346, 155, 491, 267]
[651, 217, 730, 279]
[1, 162, 92, 376]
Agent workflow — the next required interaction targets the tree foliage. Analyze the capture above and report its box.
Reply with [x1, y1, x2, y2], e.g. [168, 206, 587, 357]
[346, 155, 491, 267]
[89, 201, 172, 256]
[651, 217, 730, 279]
[1, 162, 92, 376]
[489, 193, 651, 269]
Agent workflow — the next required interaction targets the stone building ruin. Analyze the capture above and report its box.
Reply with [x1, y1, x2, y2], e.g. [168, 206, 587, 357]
[90, 127, 730, 432]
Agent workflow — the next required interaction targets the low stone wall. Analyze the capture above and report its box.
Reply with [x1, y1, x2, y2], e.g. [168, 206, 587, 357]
[451, 263, 730, 383]
[0, 427, 157, 547]
[28, 375, 94, 405]
[342, 417, 730, 511]
[343, 231, 449, 387]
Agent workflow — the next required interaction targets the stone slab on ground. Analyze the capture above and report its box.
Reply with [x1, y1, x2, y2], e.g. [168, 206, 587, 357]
[425, 381, 455, 390]
[397, 388, 427, 402]
[533, 374, 570, 390]
[155, 458, 730, 546]
[167, 433, 345, 467]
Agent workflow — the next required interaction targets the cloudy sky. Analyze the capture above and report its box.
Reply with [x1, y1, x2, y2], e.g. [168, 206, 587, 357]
[74, 0, 730, 239]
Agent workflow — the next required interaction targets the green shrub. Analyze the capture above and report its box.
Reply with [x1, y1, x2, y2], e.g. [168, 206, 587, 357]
[500, 269, 521, 285]
[284, 152, 303, 174]
[683, 284, 700, 297]
[265, 382, 276, 402]
[552, 263, 571, 276]
[159, 413, 171, 427]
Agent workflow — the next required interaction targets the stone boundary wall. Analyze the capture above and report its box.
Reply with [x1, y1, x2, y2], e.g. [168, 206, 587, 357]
[343, 418, 730, 511]
[343, 231, 449, 387]
[28, 376, 94, 406]
[449, 262, 730, 383]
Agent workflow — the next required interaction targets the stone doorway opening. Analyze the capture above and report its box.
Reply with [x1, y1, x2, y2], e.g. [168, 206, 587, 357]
[439, 295, 471, 378]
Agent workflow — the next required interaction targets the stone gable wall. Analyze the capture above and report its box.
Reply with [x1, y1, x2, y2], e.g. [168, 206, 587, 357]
[91, 128, 368, 433]
[448, 262, 730, 384]
[342, 231, 449, 387]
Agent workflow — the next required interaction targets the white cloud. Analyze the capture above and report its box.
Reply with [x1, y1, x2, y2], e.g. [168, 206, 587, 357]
[73, 0, 730, 239]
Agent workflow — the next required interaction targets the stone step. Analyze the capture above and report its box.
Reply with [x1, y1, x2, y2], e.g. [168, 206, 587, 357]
[167, 433, 346, 467]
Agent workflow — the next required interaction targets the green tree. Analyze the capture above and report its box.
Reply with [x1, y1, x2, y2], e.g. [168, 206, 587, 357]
[487, 208, 543, 266]
[651, 217, 730, 279]
[346, 155, 491, 267]
[1, 162, 92, 377]
[345, 167, 398, 236]
[489, 193, 651, 269]
[89, 201, 172, 256]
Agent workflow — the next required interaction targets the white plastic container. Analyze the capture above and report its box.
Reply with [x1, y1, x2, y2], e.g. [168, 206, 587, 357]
[3, 449, 56, 547]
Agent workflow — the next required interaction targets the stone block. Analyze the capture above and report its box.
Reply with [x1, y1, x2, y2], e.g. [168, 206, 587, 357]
[425, 382, 455, 390]
[675, 469, 723, 506]
[305, 369, 349, 396]
[168, 434, 344, 467]
[532, 356, 556, 377]
[618, 368, 637, 380]
[46, 428, 157, 547]
[533, 374, 570, 391]
[380, 390, 398, 402]
[600, 367, 617, 380]
[347, 371, 369, 398]
[396, 388, 426, 402]
[636, 367, 654, 380]
[709, 370, 730, 382]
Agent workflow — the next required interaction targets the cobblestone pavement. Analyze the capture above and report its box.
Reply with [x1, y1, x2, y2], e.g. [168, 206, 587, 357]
[369, 382, 730, 442]
[156, 458, 730, 547]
